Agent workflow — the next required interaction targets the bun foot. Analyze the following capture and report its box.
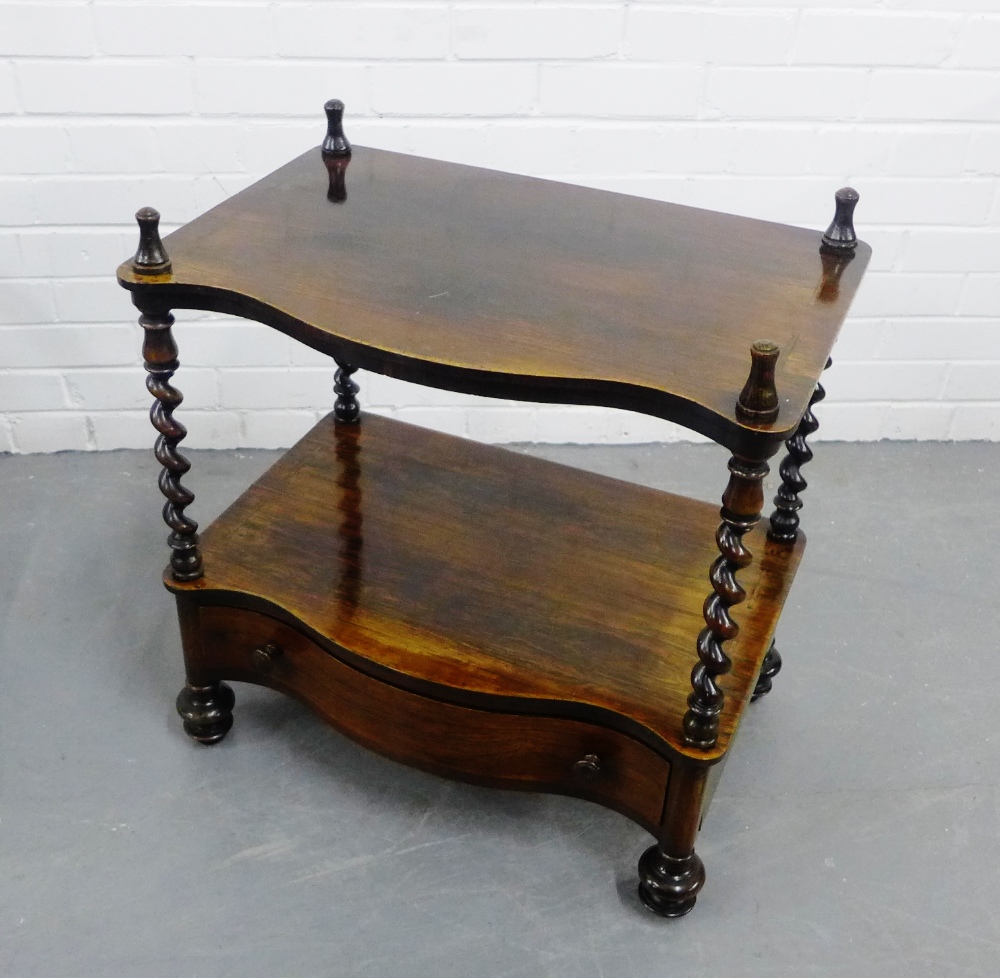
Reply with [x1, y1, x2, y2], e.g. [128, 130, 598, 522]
[637, 844, 705, 918]
[752, 640, 782, 701]
[176, 681, 235, 744]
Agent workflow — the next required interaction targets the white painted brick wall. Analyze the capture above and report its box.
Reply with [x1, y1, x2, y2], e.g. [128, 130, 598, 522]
[1, 1, 999, 452]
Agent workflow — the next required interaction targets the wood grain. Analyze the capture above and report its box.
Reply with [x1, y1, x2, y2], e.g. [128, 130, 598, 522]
[169, 412, 805, 762]
[118, 146, 870, 457]
[193, 603, 671, 835]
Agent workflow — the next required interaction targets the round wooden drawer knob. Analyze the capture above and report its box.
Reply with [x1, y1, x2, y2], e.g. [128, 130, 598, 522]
[251, 642, 283, 670]
[573, 754, 601, 780]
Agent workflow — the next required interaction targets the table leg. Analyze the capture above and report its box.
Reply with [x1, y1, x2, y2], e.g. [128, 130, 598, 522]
[139, 302, 203, 582]
[638, 762, 708, 917]
[683, 455, 767, 751]
[174, 595, 235, 745]
[767, 359, 830, 544]
[334, 358, 360, 423]
[752, 639, 783, 701]
[759, 358, 830, 701]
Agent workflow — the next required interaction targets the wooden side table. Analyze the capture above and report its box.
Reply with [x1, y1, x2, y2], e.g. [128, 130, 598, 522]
[117, 101, 869, 917]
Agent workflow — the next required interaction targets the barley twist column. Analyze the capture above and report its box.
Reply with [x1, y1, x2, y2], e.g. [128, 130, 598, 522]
[768, 358, 830, 544]
[334, 359, 361, 423]
[682, 456, 767, 750]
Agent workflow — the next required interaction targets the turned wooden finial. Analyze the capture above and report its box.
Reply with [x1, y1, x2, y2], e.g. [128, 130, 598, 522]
[132, 207, 171, 276]
[821, 187, 859, 255]
[736, 340, 780, 424]
[322, 99, 352, 158]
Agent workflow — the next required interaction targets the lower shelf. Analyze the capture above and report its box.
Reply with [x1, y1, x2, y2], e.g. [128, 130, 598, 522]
[170, 411, 804, 763]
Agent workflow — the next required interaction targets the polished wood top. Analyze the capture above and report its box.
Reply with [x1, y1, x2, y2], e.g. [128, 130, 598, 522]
[169, 413, 804, 761]
[118, 147, 869, 456]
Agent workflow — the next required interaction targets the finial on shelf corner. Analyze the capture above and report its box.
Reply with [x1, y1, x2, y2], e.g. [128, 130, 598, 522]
[322, 99, 352, 158]
[132, 206, 171, 276]
[736, 340, 780, 424]
[821, 187, 859, 255]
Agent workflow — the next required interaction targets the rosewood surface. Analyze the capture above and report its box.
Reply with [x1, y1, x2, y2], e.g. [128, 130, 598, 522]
[169, 411, 804, 763]
[118, 145, 869, 456]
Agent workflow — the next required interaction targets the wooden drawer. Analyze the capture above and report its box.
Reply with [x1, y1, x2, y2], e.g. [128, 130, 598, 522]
[196, 605, 670, 835]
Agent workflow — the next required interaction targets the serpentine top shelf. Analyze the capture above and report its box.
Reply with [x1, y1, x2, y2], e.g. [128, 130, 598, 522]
[117, 144, 869, 454]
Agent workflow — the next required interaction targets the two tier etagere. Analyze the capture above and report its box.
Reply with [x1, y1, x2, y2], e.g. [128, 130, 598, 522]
[118, 101, 869, 917]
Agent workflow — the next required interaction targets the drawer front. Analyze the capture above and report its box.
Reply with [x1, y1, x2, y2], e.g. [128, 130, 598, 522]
[197, 605, 670, 835]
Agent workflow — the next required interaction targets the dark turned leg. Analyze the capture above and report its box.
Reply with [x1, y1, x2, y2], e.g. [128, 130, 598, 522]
[761, 189, 859, 696]
[142, 302, 237, 742]
[334, 358, 360, 423]
[140, 302, 203, 580]
[133, 208, 203, 583]
[174, 594, 235, 745]
[132, 209, 234, 745]
[752, 639, 782, 701]
[762, 359, 830, 701]
[683, 454, 768, 750]
[638, 848, 705, 919]
[768, 359, 829, 545]
[176, 682, 236, 745]
[639, 763, 708, 917]
[654, 452, 765, 914]
[769, 188, 854, 545]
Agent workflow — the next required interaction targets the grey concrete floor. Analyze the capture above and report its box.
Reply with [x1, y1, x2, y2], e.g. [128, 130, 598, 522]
[1, 439, 998, 977]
